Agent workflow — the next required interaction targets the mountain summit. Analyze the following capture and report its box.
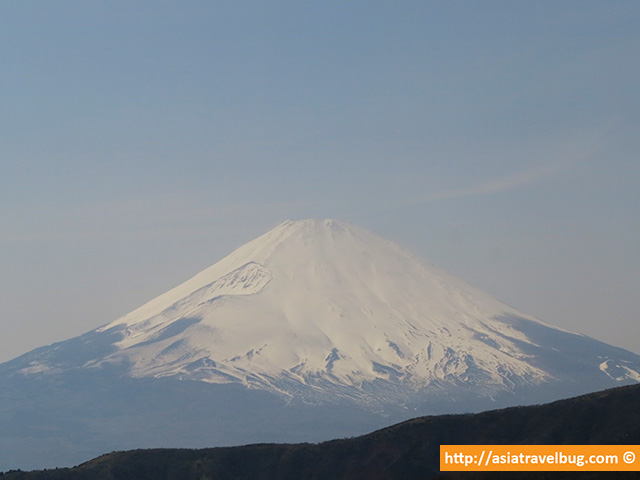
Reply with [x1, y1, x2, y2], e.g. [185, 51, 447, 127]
[10, 219, 640, 406]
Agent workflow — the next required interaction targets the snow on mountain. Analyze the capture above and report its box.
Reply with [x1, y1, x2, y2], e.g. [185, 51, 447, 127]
[8, 219, 640, 406]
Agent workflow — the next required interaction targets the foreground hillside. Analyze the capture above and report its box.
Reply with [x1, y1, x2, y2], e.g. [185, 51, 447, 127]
[2, 383, 639, 480]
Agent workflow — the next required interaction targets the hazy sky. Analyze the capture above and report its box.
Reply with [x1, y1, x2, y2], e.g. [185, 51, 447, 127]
[1, 1, 639, 362]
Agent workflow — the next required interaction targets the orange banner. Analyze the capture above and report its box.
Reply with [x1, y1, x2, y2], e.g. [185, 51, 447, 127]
[440, 445, 640, 471]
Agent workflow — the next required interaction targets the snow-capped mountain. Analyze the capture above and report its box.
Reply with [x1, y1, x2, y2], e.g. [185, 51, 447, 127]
[7, 219, 640, 406]
[2, 218, 640, 470]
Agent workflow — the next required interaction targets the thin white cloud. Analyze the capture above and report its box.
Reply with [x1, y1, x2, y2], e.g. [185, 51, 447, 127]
[404, 122, 613, 205]
[414, 160, 570, 203]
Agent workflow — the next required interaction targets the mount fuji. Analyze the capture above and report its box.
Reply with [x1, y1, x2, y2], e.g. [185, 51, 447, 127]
[1, 219, 639, 469]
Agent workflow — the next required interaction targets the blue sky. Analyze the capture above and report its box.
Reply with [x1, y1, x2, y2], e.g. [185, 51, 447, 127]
[1, 1, 639, 361]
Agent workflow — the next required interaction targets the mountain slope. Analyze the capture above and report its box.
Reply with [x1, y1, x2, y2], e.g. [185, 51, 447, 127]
[3, 383, 639, 479]
[5, 219, 639, 406]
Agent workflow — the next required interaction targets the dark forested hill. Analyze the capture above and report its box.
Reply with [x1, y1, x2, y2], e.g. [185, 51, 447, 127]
[2, 383, 639, 480]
